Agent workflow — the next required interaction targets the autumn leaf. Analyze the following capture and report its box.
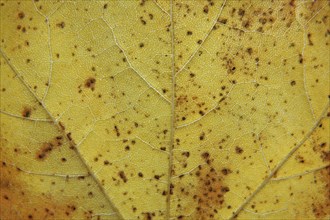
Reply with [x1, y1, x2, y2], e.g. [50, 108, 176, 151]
[0, 0, 329, 220]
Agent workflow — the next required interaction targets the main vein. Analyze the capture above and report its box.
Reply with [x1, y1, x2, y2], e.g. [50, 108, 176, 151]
[166, 0, 175, 219]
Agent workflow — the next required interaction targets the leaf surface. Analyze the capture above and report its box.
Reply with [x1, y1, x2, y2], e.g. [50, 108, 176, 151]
[0, 0, 329, 219]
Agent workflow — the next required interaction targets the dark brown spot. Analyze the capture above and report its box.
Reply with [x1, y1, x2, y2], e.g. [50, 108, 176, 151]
[221, 168, 232, 175]
[203, 5, 209, 14]
[56, 22, 65, 29]
[235, 146, 244, 154]
[118, 171, 127, 182]
[18, 12, 25, 19]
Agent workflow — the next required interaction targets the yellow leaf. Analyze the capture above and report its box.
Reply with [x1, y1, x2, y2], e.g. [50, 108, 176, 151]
[1, 0, 329, 220]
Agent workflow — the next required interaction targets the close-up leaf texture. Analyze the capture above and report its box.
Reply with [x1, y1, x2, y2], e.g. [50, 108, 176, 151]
[0, 0, 329, 219]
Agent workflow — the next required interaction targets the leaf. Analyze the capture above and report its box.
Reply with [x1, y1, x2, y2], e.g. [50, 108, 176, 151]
[0, 0, 329, 219]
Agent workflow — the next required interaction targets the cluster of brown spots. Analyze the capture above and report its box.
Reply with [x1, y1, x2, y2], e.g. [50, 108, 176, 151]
[193, 162, 231, 219]
[84, 77, 96, 91]
[22, 107, 31, 118]
[36, 136, 63, 160]
[176, 95, 188, 106]
[313, 141, 330, 162]
[140, 16, 146, 25]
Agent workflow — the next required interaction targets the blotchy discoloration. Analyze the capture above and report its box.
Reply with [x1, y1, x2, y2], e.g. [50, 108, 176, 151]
[0, 162, 79, 219]
[312, 166, 330, 219]
[193, 164, 230, 219]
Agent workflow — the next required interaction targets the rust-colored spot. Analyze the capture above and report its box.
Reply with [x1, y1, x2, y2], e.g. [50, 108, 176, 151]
[22, 107, 31, 118]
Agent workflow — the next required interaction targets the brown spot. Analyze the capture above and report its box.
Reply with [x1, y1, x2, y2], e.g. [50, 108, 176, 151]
[201, 152, 209, 161]
[18, 12, 25, 19]
[66, 133, 72, 141]
[59, 122, 66, 130]
[199, 132, 205, 141]
[84, 77, 96, 91]
[238, 9, 245, 16]
[118, 171, 127, 182]
[225, 59, 236, 74]
[203, 5, 209, 14]
[307, 33, 313, 46]
[246, 47, 253, 55]
[235, 146, 244, 154]
[219, 18, 227, 24]
[291, 80, 296, 86]
[221, 168, 232, 175]
[299, 54, 303, 64]
[22, 107, 31, 118]
[56, 22, 65, 29]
